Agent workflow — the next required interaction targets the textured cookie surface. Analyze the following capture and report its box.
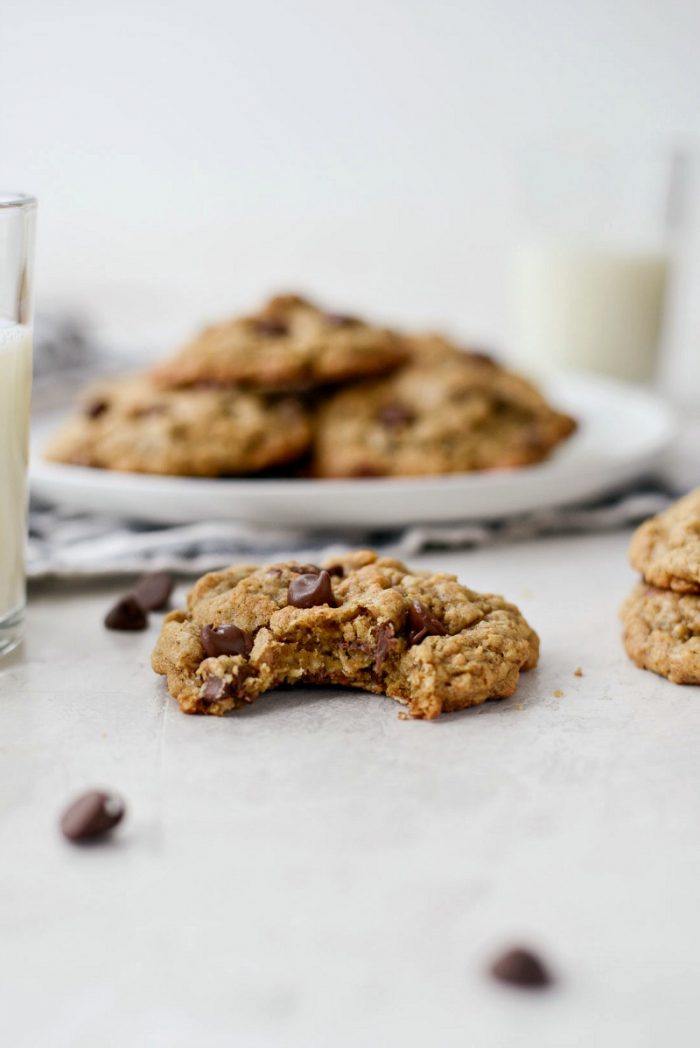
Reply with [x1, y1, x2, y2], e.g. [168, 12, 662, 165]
[621, 582, 700, 684]
[152, 293, 406, 391]
[45, 374, 311, 476]
[312, 336, 577, 477]
[629, 488, 700, 594]
[152, 549, 539, 719]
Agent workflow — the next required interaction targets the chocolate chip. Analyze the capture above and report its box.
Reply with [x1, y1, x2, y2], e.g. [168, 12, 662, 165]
[325, 564, 345, 578]
[490, 947, 552, 989]
[132, 571, 175, 611]
[288, 570, 336, 609]
[374, 622, 398, 670]
[85, 399, 109, 418]
[104, 596, 148, 631]
[252, 318, 288, 337]
[406, 600, 447, 645]
[60, 790, 125, 842]
[324, 312, 359, 328]
[378, 401, 416, 429]
[201, 676, 233, 703]
[201, 624, 254, 658]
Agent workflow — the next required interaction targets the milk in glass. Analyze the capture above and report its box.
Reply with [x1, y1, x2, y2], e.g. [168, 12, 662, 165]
[513, 242, 669, 382]
[0, 322, 32, 637]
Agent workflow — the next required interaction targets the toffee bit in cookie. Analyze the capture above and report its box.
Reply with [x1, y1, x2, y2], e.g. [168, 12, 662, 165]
[406, 600, 447, 645]
[251, 318, 288, 337]
[133, 571, 175, 611]
[574, 667, 584, 677]
[201, 623, 253, 658]
[374, 622, 398, 670]
[85, 399, 109, 418]
[378, 401, 416, 429]
[490, 947, 553, 989]
[105, 595, 148, 631]
[60, 789, 125, 842]
[288, 569, 336, 609]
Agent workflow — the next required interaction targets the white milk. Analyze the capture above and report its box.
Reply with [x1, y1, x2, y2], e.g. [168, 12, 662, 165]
[0, 322, 32, 630]
[513, 243, 669, 382]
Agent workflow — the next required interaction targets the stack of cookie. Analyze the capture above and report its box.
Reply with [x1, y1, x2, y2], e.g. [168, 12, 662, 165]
[46, 293, 576, 478]
[622, 488, 700, 683]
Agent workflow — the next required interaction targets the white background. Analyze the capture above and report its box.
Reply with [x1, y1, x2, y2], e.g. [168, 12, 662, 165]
[3, 0, 700, 370]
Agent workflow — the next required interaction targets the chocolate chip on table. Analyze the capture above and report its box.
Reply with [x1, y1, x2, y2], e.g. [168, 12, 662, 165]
[60, 790, 125, 842]
[490, 947, 552, 989]
[104, 596, 148, 631]
[85, 399, 109, 418]
[201, 623, 254, 658]
[288, 570, 336, 609]
[252, 318, 288, 337]
[378, 401, 416, 429]
[406, 600, 447, 645]
[132, 571, 175, 611]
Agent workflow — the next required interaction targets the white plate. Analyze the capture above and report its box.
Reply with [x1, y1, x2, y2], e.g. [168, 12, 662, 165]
[30, 372, 675, 527]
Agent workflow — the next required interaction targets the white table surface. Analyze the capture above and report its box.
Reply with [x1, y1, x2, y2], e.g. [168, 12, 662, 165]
[2, 530, 699, 1048]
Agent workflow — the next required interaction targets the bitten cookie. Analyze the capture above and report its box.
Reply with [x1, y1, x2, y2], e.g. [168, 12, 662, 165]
[151, 293, 407, 391]
[621, 582, 700, 684]
[312, 336, 577, 477]
[152, 549, 539, 719]
[44, 374, 311, 476]
[629, 488, 700, 594]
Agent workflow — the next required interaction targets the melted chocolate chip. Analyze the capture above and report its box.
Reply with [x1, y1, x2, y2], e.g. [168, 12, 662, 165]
[60, 790, 125, 842]
[374, 622, 398, 670]
[105, 596, 148, 631]
[85, 399, 109, 418]
[378, 401, 416, 429]
[288, 570, 336, 609]
[325, 564, 345, 578]
[201, 624, 253, 658]
[324, 312, 360, 328]
[252, 318, 288, 337]
[490, 947, 552, 989]
[200, 676, 233, 703]
[132, 571, 174, 611]
[406, 600, 447, 645]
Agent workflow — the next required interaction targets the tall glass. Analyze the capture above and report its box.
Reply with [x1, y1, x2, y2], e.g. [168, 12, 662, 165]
[0, 194, 36, 656]
[511, 142, 683, 383]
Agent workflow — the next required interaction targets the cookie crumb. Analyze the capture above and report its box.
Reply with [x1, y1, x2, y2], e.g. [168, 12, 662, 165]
[574, 667, 583, 677]
[553, 688, 564, 698]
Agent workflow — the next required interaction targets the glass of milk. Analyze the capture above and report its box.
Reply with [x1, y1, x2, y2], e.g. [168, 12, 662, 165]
[0, 194, 36, 656]
[511, 142, 682, 382]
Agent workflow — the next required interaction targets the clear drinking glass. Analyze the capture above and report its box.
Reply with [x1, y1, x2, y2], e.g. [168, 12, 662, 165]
[511, 141, 684, 382]
[0, 193, 36, 656]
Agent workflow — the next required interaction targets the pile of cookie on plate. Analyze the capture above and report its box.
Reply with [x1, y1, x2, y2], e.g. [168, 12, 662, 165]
[46, 293, 577, 479]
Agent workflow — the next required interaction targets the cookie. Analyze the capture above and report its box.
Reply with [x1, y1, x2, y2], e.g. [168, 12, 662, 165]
[151, 293, 407, 391]
[151, 549, 539, 719]
[621, 582, 700, 684]
[45, 374, 311, 476]
[629, 488, 700, 594]
[312, 337, 577, 477]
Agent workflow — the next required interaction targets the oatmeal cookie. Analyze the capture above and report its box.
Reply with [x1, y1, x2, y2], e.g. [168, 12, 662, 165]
[151, 293, 406, 391]
[45, 373, 311, 476]
[312, 337, 576, 477]
[621, 582, 700, 684]
[152, 549, 539, 719]
[629, 488, 700, 594]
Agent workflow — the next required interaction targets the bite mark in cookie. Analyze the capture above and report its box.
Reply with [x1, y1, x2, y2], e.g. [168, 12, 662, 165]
[151, 550, 539, 719]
